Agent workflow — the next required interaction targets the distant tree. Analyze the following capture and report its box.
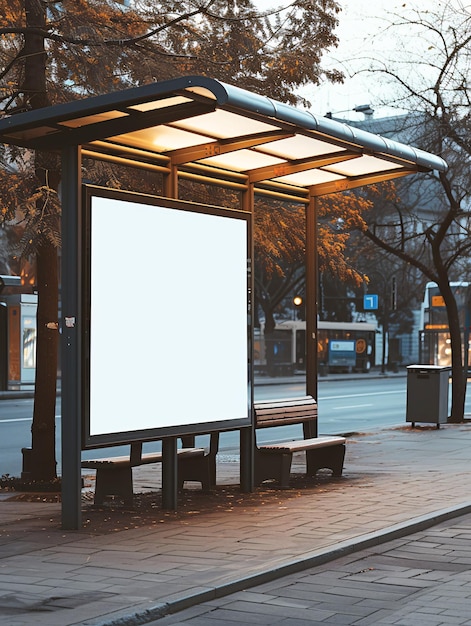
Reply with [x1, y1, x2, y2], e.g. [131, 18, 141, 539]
[254, 191, 372, 333]
[350, 0, 471, 420]
[0, 0, 344, 479]
[349, 223, 426, 370]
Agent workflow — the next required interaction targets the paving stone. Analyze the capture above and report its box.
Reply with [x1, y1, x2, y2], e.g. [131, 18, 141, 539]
[3, 423, 471, 625]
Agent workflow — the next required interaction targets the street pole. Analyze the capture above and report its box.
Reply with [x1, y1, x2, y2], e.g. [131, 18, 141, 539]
[306, 194, 318, 436]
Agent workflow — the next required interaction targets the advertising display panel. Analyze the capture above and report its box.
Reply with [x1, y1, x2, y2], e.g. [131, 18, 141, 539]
[82, 186, 251, 447]
[328, 339, 357, 369]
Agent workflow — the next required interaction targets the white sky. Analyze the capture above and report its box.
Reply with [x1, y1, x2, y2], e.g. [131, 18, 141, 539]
[257, 0, 470, 120]
[307, 0, 410, 118]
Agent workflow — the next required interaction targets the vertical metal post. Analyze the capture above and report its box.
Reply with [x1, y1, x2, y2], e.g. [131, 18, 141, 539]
[161, 161, 179, 509]
[60, 145, 82, 530]
[163, 163, 178, 199]
[240, 183, 254, 493]
[306, 194, 318, 437]
[240, 427, 253, 492]
[464, 300, 470, 389]
[162, 436, 178, 509]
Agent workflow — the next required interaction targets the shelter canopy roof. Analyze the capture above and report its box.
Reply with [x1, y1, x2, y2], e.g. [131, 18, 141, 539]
[0, 75, 447, 200]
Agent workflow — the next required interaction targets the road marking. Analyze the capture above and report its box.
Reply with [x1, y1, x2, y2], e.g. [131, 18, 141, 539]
[319, 390, 405, 401]
[0, 416, 61, 424]
[332, 403, 373, 410]
[0, 417, 32, 423]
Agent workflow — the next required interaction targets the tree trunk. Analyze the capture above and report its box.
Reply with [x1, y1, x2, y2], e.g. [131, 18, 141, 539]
[439, 278, 466, 423]
[263, 308, 276, 335]
[30, 241, 59, 480]
[262, 307, 276, 375]
[22, 0, 59, 480]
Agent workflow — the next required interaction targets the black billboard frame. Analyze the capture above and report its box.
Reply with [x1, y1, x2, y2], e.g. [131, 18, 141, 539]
[81, 184, 252, 450]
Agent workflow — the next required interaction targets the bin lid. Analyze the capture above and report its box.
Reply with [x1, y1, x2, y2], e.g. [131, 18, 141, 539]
[406, 364, 452, 371]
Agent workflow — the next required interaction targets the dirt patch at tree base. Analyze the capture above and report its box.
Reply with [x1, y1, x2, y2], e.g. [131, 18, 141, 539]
[1, 472, 351, 534]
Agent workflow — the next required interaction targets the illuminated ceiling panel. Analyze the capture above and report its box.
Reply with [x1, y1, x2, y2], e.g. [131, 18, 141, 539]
[111, 125, 211, 152]
[274, 169, 345, 187]
[59, 111, 129, 128]
[259, 134, 346, 160]
[325, 154, 404, 177]
[128, 96, 192, 112]
[172, 109, 279, 139]
[198, 149, 285, 172]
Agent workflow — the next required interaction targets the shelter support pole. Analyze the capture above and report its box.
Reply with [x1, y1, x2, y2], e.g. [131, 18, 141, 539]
[162, 437, 178, 509]
[61, 145, 83, 530]
[305, 194, 318, 437]
[163, 162, 178, 199]
[240, 184, 254, 493]
[161, 163, 179, 509]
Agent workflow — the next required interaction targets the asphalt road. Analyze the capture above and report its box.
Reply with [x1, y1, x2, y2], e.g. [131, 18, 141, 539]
[0, 377, 410, 477]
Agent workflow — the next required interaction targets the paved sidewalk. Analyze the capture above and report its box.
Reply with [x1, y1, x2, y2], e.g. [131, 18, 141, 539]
[1, 421, 471, 626]
[152, 512, 471, 625]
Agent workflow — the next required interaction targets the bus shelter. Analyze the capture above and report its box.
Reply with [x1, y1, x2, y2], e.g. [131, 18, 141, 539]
[0, 76, 447, 529]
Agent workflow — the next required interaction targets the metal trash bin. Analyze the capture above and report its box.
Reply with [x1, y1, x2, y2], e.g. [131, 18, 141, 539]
[406, 365, 451, 428]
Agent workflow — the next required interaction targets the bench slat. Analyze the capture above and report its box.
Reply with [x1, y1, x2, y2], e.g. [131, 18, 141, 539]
[255, 399, 317, 429]
[256, 401, 316, 410]
[256, 405, 317, 416]
[256, 396, 316, 406]
[81, 447, 205, 470]
[256, 408, 317, 419]
[258, 436, 345, 453]
[81, 458, 132, 469]
[256, 418, 316, 428]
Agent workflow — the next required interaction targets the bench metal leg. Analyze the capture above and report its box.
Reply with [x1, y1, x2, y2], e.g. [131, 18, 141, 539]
[279, 452, 293, 488]
[178, 456, 215, 491]
[256, 444, 345, 487]
[179, 432, 219, 491]
[162, 437, 178, 510]
[306, 445, 345, 477]
[94, 466, 133, 506]
[254, 449, 293, 488]
[240, 426, 254, 493]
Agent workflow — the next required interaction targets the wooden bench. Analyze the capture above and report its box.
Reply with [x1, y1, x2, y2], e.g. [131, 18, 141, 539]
[81, 432, 219, 505]
[254, 396, 346, 488]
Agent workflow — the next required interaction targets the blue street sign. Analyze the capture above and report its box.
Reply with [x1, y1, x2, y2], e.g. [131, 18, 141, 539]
[364, 294, 379, 310]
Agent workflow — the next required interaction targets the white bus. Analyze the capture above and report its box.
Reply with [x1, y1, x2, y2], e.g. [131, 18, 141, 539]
[255, 319, 378, 375]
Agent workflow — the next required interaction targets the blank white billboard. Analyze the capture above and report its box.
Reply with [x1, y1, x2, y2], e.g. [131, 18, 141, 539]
[84, 188, 250, 444]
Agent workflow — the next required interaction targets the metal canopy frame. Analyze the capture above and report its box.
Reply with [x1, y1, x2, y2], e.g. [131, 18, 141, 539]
[0, 76, 447, 529]
[0, 75, 446, 199]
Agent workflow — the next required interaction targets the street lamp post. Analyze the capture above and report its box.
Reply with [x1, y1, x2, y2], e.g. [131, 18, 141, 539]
[293, 295, 303, 320]
[306, 196, 318, 430]
[325, 104, 374, 119]
[365, 269, 399, 374]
